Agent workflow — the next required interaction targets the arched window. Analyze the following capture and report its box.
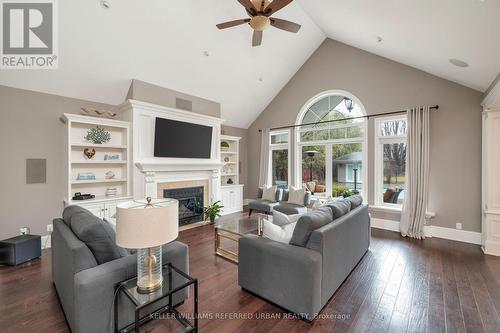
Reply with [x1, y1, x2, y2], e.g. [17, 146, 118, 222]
[295, 91, 367, 198]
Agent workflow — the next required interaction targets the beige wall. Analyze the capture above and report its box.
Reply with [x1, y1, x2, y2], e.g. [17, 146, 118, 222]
[0, 85, 116, 239]
[127, 79, 221, 118]
[247, 39, 483, 232]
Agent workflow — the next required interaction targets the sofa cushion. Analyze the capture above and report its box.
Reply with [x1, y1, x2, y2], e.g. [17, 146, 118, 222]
[288, 186, 306, 206]
[262, 219, 297, 244]
[249, 199, 279, 213]
[346, 195, 363, 210]
[69, 210, 126, 264]
[274, 203, 308, 215]
[262, 185, 278, 202]
[272, 210, 303, 226]
[326, 199, 351, 220]
[62, 205, 90, 226]
[289, 207, 333, 247]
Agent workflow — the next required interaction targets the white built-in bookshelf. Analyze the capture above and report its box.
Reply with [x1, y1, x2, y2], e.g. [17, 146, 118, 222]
[62, 114, 132, 207]
[220, 135, 243, 214]
[220, 135, 241, 186]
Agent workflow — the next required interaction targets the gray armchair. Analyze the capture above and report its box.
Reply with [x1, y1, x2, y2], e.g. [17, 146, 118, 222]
[274, 190, 312, 215]
[248, 188, 283, 216]
[52, 207, 189, 333]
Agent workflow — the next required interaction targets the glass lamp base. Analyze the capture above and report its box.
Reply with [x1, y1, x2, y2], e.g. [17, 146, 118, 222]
[136, 246, 163, 294]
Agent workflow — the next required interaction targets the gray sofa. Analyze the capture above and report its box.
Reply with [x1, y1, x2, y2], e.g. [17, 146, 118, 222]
[248, 188, 283, 215]
[274, 189, 312, 215]
[52, 206, 189, 333]
[239, 196, 370, 320]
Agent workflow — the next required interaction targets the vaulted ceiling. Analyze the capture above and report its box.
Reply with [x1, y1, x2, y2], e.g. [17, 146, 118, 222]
[1, 0, 499, 128]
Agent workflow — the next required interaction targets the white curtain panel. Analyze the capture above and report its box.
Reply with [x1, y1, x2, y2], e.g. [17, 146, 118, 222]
[400, 106, 430, 239]
[258, 128, 270, 186]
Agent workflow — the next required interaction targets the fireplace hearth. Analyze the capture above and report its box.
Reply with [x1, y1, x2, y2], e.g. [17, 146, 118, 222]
[164, 186, 204, 226]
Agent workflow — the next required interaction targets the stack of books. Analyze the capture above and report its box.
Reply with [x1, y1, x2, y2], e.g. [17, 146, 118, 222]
[77, 172, 96, 180]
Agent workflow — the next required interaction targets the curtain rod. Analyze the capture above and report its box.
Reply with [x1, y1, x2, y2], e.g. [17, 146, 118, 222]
[258, 105, 439, 132]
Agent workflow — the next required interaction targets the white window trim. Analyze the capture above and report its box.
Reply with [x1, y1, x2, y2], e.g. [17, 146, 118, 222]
[374, 115, 407, 208]
[268, 129, 291, 188]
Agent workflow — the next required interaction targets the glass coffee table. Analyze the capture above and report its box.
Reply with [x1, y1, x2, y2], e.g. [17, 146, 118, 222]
[214, 213, 268, 263]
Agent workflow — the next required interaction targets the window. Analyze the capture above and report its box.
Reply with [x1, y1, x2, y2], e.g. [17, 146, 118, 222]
[269, 130, 290, 189]
[297, 93, 366, 198]
[375, 116, 407, 206]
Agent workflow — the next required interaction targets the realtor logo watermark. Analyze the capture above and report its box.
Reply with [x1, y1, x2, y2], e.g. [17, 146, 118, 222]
[1, 0, 58, 69]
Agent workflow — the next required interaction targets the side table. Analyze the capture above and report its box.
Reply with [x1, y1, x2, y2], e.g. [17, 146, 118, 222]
[115, 263, 198, 333]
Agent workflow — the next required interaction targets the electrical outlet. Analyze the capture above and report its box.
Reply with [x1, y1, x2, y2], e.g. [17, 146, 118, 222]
[19, 227, 29, 235]
[456, 223, 462, 230]
[47, 224, 53, 233]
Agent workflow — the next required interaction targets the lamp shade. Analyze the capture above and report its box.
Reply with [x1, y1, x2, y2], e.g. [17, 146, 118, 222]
[116, 199, 179, 249]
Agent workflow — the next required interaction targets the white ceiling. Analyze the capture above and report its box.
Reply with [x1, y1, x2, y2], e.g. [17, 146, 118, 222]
[299, 0, 500, 93]
[0, 0, 324, 128]
[1, 0, 499, 128]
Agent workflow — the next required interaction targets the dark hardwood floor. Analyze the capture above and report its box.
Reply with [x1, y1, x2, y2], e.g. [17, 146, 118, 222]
[1, 222, 500, 333]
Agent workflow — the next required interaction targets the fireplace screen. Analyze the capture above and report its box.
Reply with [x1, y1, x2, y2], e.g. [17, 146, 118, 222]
[163, 186, 204, 226]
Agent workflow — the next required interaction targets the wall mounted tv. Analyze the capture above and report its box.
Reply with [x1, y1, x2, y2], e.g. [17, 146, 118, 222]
[154, 118, 213, 159]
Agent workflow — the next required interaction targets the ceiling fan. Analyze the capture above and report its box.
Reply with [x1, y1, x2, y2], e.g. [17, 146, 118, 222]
[216, 0, 301, 47]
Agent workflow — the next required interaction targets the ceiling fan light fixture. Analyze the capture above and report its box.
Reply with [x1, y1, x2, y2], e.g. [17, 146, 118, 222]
[250, 16, 271, 31]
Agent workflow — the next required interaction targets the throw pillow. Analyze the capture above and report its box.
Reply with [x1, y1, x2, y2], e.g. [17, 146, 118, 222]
[287, 186, 306, 206]
[262, 185, 278, 202]
[383, 188, 395, 202]
[306, 181, 316, 192]
[70, 211, 125, 264]
[102, 218, 130, 257]
[272, 210, 303, 226]
[289, 207, 333, 247]
[262, 219, 297, 244]
[314, 184, 326, 193]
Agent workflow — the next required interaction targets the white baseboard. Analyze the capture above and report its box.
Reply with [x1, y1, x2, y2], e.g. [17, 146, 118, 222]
[370, 218, 482, 245]
[41, 235, 51, 249]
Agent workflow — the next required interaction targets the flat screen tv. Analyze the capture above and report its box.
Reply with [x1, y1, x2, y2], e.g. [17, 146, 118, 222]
[154, 118, 212, 159]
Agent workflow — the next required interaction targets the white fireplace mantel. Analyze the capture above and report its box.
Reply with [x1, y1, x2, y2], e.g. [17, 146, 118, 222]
[120, 99, 226, 206]
[135, 160, 224, 173]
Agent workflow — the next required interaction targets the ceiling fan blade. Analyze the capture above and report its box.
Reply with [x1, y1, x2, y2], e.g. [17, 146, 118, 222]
[216, 19, 251, 30]
[252, 30, 263, 47]
[238, 0, 257, 14]
[264, 0, 293, 16]
[270, 18, 301, 33]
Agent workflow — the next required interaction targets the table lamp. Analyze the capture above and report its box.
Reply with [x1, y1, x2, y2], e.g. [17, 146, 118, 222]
[116, 197, 179, 294]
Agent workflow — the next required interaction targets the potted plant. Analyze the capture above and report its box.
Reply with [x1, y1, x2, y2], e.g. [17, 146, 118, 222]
[203, 201, 224, 224]
[220, 141, 230, 152]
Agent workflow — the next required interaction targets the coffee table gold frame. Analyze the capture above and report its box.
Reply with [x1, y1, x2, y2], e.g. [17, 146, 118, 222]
[214, 217, 263, 263]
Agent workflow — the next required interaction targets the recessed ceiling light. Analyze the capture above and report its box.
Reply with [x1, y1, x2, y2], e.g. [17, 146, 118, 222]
[100, 0, 110, 9]
[376, 36, 383, 43]
[449, 58, 469, 68]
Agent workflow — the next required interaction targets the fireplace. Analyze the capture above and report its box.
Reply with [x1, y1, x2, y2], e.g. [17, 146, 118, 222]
[164, 186, 204, 226]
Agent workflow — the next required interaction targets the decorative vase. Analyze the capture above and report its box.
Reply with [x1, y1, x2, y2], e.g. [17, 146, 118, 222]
[83, 148, 96, 159]
[105, 171, 115, 179]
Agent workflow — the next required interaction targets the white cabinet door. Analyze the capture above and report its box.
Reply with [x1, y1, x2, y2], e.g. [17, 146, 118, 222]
[220, 186, 243, 215]
[78, 203, 105, 218]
